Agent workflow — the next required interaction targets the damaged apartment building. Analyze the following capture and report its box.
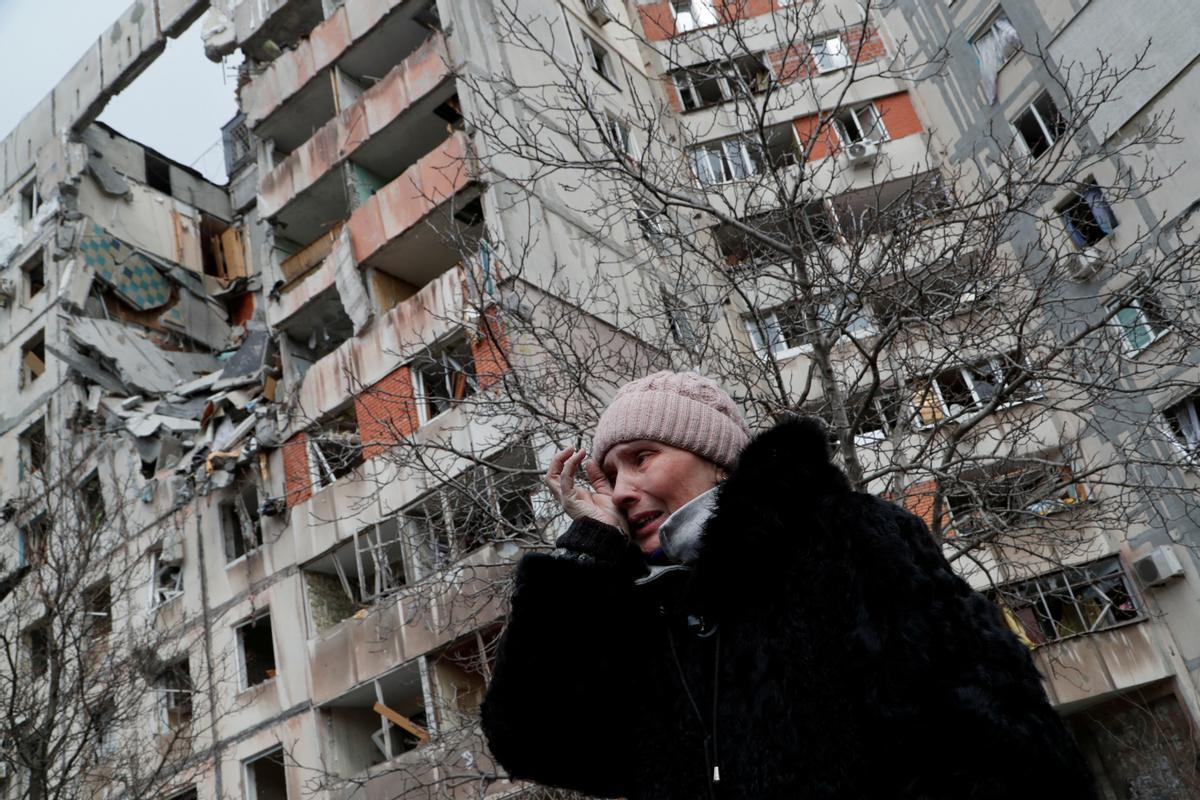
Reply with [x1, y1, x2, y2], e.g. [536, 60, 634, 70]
[3, 0, 1200, 798]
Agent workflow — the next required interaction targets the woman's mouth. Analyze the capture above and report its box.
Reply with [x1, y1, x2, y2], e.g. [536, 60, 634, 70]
[629, 511, 665, 539]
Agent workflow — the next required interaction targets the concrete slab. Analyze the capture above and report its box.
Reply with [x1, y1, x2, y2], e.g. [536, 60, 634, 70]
[100, 1, 167, 95]
[362, 66, 410, 137]
[310, 7, 352, 74]
[52, 43, 104, 134]
[347, 195, 387, 264]
[344, 0, 390, 41]
[13, 95, 54, 178]
[156, 0, 208, 37]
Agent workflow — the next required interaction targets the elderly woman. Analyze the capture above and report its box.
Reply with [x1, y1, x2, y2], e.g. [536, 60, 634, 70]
[481, 372, 1094, 799]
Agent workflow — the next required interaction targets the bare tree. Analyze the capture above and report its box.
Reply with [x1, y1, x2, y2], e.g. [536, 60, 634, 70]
[264, 0, 1200, 795]
[0, 422, 235, 800]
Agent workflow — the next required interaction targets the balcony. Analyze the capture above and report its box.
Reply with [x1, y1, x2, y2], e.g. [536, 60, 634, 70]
[258, 33, 456, 243]
[241, 0, 440, 153]
[345, 130, 482, 286]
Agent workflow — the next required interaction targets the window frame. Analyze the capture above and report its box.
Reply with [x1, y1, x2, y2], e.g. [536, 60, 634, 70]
[1058, 179, 1118, 249]
[688, 136, 766, 186]
[235, 612, 278, 691]
[602, 113, 636, 158]
[149, 548, 184, 608]
[833, 102, 888, 147]
[812, 35, 852, 73]
[1163, 392, 1200, 463]
[1012, 90, 1065, 159]
[583, 33, 621, 89]
[994, 555, 1142, 646]
[670, 0, 718, 33]
[971, 9, 1019, 65]
[745, 293, 871, 361]
[411, 335, 480, 425]
[913, 352, 1040, 427]
[946, 460, 1090, 539]
[1108, 291, 1170, 357]
[400, 450, 540, 578]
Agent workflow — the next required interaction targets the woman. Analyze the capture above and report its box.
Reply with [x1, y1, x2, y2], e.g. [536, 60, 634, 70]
[482, 371, 1094, 799]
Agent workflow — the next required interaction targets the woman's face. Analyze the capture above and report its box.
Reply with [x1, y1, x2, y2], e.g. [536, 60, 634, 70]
[601, 440, 722, 554]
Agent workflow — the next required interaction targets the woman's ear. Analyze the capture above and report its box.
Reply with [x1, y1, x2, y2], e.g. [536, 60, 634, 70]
[714, 465, 728, 484]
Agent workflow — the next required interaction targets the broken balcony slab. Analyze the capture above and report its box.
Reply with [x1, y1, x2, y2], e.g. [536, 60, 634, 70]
[44, 341, 131, 394]
[159, 289, 234, 351]
[67, 316, 220, 395]
[215, 328, 272, 389]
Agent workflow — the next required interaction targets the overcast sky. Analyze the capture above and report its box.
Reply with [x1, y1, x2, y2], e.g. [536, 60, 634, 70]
[0, 0, 240, 183]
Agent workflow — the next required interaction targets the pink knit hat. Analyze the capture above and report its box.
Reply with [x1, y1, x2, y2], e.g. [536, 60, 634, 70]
[592, 371, 750, 470]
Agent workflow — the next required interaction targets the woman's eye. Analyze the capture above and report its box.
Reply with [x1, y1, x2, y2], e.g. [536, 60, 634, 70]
[636, 451, 651, 465]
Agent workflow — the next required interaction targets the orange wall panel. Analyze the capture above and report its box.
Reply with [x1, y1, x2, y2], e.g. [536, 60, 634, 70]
[282, 432, 313, 506]
[354, 365, 420, 459]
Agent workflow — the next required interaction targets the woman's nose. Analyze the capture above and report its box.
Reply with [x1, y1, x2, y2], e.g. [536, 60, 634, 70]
[611, 473, 638, 509]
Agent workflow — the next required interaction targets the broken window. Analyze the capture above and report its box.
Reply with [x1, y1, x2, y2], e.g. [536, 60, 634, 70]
[745, 294, 870, 358]
[320, 662, 429, 777]
[671, 0, 718, 32]
[150, 547, 184, 607]
[602, 114, 635, 158]
[812, 35, 851, 73]
[1164, 391, 1200, 460]
[155, 660, 193, 733]
[21, 248, 44, 300]
[236, 614, 277, 689]
[833, 103, 886, 145]
[689, 136, 765, 186]
[912, 351, 1038, 425]
[672, 53, 770, 110]
[222, 113, 254, 177]
[945, 460, 1089, 539]
[714, 201, 836, 267]
[19, 180, 39, 225]
[26, 621, 51, 677]
[413, 336, 479, 424]
[994, 556, 1138, 645]
[973, 12, 1019, 104]
[583, 34, 619, 87]
[403, 448, 539, 576]
[1109, 290, 1169, 356]
[20, 330, 46, 389]
[303, 516, 409, 632]
[167, 789, 198, 800]
[309, 407, 363, 487]
[18, 417, 47, 479]
[220, 480, 263, 562]
[244, 747, 288, 800]
[144, 150, 173, 194]
[80, 471, 106, 528]
[1059, 180, 1118, 249]
[1013, 91, 1066, 159]
[85, 580, 112, 640]
[18, 513, 49, 568]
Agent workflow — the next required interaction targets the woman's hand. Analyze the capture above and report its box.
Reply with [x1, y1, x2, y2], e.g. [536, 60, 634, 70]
[545, 447, 629, 535]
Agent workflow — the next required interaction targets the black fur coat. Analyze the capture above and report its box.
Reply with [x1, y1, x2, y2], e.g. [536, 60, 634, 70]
[481, 418, 1095, 799]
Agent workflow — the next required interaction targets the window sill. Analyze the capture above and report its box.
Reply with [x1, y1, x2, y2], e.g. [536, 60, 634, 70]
[224, 548, 263, 569]
[592, 69, 623, 92]
[238, 676, 277, 697]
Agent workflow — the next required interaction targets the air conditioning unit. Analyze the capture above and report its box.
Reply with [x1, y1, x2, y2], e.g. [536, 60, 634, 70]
[1133, 546, 1184, 587]
[584, 0, 614, 25]
[1070, 247, 1104, 281]
[845, 140, 879, 165]
[0, 277, 14, 307]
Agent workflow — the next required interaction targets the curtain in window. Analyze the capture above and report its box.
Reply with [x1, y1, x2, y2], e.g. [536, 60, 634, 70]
[978, 16, 1019, 104]
[1084, 186, 1118, 234]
